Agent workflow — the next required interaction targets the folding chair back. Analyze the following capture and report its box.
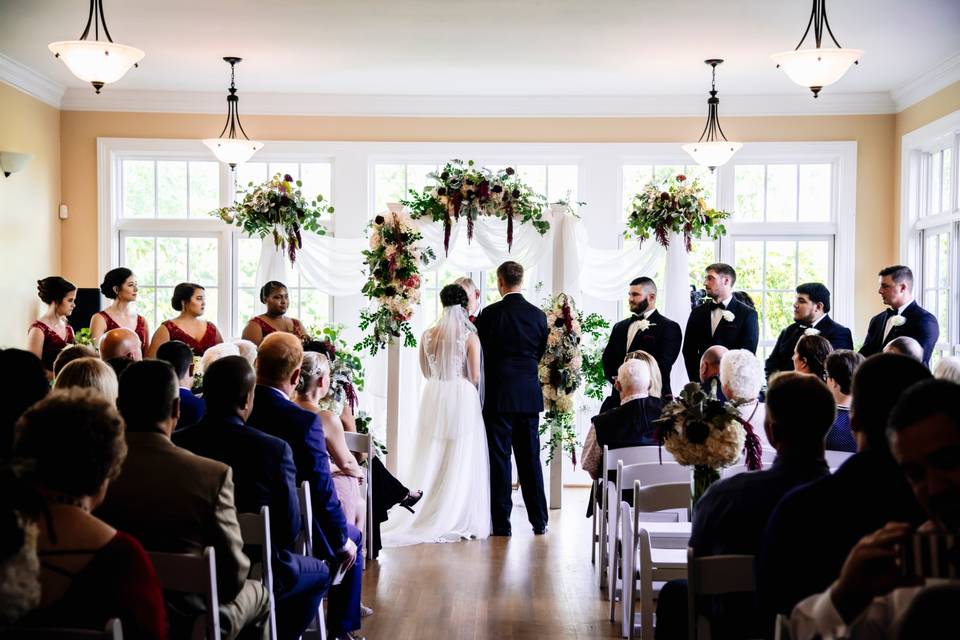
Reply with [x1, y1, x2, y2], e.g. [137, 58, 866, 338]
[148, 547, 220, 640]
[633, 482, 690, 519]
[296, 482, 327, 640]
[237, 506, 277, 640]
[686, 549, 756, 640]
[342, 431, 374, 559]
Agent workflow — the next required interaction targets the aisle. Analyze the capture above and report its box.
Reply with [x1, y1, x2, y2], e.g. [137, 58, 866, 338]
[360, 487, 620, 639]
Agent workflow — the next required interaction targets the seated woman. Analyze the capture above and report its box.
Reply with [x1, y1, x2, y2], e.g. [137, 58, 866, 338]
[27, 277, 77, 379]
[53, 358, 119, 404]
[89, 268, 150, 356]
[9, 388, 167, 638]
[241, 281, 309, 346]
[720, 349, 769, 452]
[147, 282, 223, 358]
[52, 345, 97, 379]
[823, 350, 864, 453]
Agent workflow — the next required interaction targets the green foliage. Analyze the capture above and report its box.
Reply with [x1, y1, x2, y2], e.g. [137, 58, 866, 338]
[73, 327, 94, 348]
[625, 174, 731, 251]
[580, 314, 611, 401]
[539, 410, 579, 466]
[355, 410, 388, 458]
[305, 323, 366, 392]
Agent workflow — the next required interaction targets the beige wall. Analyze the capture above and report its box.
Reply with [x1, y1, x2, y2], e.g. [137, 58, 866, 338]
[0, 83, 60, 347]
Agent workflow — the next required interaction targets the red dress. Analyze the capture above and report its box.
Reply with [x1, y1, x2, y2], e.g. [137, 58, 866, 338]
[251, 315, 306, 340]
[29, 321, 75, 372]
[20, 531, 168, 639]
[162, 320, 220, 356]
[97, 310, 148, 348]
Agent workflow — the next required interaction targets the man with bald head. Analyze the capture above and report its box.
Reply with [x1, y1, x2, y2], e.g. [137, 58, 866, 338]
[883, 336, 924, 361]
[99, 327, 143, 362]
[700, 345, 728, 401]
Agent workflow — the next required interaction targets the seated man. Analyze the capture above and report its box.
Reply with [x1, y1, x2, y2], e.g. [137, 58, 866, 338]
[789, 379, 960, 638]
[247, 332, 363, 640]
[175, 356, 329, 640]
[156, 340, 205, 430]
[96, 360, 269, 640]
[700, 345, 728, 402]
[99, 327, 143, 362]
[882, 335, 924, 361]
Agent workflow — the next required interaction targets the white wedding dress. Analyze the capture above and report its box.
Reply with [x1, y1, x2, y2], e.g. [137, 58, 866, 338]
[381, 305, 492, 546]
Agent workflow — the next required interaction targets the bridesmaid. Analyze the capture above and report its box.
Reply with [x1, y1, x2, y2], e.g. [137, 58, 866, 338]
[27, 277, 77, 378]
[146, 283, 222, 358]
[90, 268, 150, 355]
[241, 281, 309, 346]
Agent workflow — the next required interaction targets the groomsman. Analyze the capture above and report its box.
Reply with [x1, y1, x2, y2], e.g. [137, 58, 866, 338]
[456, 276, 481, 323]
[682, 263, 759, 381]
[860, 265, 940, 366]
[765, 282, 853, 377]
[601, 277, 682, 403]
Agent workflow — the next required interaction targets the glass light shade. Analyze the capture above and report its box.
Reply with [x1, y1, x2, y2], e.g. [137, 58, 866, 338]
[771, 48, 863, 91]
[202, 138, 264, 167]
[682, 141, 743, 171]
[48, 40, 144, 87]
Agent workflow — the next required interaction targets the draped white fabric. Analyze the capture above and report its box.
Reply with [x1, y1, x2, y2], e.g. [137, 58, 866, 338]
[255, 233, 368, 297]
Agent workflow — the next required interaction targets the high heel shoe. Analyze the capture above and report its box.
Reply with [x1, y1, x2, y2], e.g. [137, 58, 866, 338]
[399, 490, 423, 513]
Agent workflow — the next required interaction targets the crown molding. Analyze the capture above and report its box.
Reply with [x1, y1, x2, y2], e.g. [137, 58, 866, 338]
[0, 53, 65, 108]
[891, 51, 960, 112]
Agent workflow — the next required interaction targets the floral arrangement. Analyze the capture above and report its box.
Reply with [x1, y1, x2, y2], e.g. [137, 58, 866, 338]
[401, 159, 551, 255]
[625, 174, 730, 251]
[356, 208, 435, 355]
[73, 327, 94, 348]
[306, 323, 366, 395]
[355, 410, 389, 458]
[214, 174, 334, 265]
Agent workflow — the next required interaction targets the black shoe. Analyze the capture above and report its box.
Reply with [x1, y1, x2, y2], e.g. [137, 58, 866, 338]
[533, 526, 548, 535]
[492, 528, 512, 537]
[399, 490, 422, 514]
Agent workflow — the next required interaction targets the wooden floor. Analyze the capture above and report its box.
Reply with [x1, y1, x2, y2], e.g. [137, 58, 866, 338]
[359, 487, 621, 639]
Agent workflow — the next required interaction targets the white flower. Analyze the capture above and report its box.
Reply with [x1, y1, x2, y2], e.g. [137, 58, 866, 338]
[803, 327, 820, 337]
[890, 315, 906, 328]
[721, 310, 736, 323]
[637, 319, 657, 332]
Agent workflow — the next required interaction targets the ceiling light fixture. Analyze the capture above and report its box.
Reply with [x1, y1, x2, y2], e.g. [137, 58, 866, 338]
[682, 59, 742, 173]
[202, 57, 264, 170]
[48, 0, 144, 94]
[0, 151, 33, 178]
[771, 0, 863, 98]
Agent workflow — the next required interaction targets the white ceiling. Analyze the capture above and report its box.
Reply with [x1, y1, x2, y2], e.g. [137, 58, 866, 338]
[1, 0, 958, 107]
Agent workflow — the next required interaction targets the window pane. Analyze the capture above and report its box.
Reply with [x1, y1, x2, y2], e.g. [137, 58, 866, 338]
[123, 160, 155, 218]
[238, 288, 257, 329]
[287, 289, 301, 319]
[765, 241, 797, 291]
[156, 287, 176, 322]
[733, 240, 763, 289]
[406, 164, 436, 197]
[189, 237, 218, 285]
[766, 164, 798, 222]
[374, 164, 406, 215]
[157, 237, 188, 286]
[931, 152, 943, 214]
[688, 240, 716, 286]
[798, 241, 830, 283]
[157, 161, 187, 218]
[942, 149, 953, 213]
[653, 165, 683, 185]
[300, 289, 330, 328]
[238, 238, 261, 288]
[124, 236, 156, 285]
[269, 163, 299, 182]
[516, 165, 547, 197]
[300, 163, 333, 206]
[799, 164, 831, 222]
[203, 288, 219, 327]
[937, 290, 948, 338]
[734, 165, 764, 222]
[623, 165, 653, 217]
[236, 162, 268, 196]
[137, 286, 157, 332]
[938, 233, 950, 288]
[684, 164, 716, 209]
[547, 165, 578, 202]
[189, 161, 220, 218]
[924, 233, 938, 287]
[764, 291, 794, 341]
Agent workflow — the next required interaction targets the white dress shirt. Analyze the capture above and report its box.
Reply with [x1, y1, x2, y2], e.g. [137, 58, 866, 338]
[882, 299, 913, 343]
[710, 295, 734, 335]
[625, 308, 656, 351]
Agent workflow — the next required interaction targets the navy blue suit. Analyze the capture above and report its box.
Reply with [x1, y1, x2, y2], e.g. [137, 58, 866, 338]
[475, 293, 549, 534]
[175, 387, 205, 431]
[682, 297, 759, 382]
[859, 300, 940, 365]
[247, 385, 362, 636]
[765, 314, 854, 377]
[174, 414, 329, 640]
[602, 309, 682, 400]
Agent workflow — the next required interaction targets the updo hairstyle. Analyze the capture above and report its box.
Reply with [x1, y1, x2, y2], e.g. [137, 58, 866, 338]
[171, 282, 204, 311]
[99, 267, 133, 299]
[440, 284, 469, 309]
[36, 277, 75, 305]
[259, 281, 287, 304]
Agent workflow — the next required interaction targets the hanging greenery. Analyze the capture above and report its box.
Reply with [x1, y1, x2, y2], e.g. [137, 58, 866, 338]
[624, 174, 730, 251]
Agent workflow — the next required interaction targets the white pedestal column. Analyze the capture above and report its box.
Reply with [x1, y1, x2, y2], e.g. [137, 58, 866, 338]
[385, 342, 400, 475]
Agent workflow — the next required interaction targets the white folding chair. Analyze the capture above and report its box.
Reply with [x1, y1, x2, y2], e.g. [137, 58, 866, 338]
[825, 449, 853, 470]
[343, 431, 374, 559]
[686, 549, 755, 640]
[297, 482, 327, 640]
[774, 613, 793, 640]
[238, 506, 278, 640]
[148, 547, 220, 640]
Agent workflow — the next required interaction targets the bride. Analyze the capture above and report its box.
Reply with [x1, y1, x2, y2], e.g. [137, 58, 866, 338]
[381, 284, 492, 545]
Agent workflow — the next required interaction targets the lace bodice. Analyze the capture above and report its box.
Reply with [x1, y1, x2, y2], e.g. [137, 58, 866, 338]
[420, 327, 469, 381]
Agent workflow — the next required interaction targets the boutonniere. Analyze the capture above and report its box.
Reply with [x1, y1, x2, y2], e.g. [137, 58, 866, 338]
[803, 327, 820, 336]
[637, 319, 656, 332]
[890, 315, 906, 328]
[721, 310, 736, 323]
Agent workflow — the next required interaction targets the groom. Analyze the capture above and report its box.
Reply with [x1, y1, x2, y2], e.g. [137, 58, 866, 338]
[475, 261, 550, 536]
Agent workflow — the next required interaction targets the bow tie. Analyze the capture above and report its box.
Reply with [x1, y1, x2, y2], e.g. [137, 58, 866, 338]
[885, 308, 899, 317]
[632, 313, 646, 321]
[797, 324, 810, 330]
[709, 301, 727, 311]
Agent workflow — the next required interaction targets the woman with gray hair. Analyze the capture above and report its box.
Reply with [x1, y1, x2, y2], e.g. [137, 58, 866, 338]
[54, 357, 119, 404]
[934, 355, 960, 383]
[720, 349, 770, 451]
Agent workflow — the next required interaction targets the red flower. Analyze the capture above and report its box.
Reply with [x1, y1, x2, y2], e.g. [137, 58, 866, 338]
[676, 174, 687, 182]
[403, 274, 421, 289]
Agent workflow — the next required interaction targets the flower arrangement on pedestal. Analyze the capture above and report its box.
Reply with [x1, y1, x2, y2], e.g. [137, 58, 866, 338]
[214, 174, 334, 265]
[401, 159, 551, 255]
[625, 174, 730, 251]
[356, 207, 435, 356]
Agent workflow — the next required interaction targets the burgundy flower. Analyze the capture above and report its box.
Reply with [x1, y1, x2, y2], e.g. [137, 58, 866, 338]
[511, 189, 521, 198]
[505, 167, 515, 175]
[492, 184, 503, 193]
[660, 191, 670, 201]
[676, 174, 686, 182]
[437, 187, 447, 196]
[284, 174, 294, 183]
[686, 420, 710, 445]
[374, 215, 385, 225]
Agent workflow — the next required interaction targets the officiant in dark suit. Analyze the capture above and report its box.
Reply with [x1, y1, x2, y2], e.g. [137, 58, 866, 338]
[601, 277, 681, 405]
[859, 265, 940, 366]
[475, 261, 549, 536]
[765, 282, 853, 377]
[682, 263, 759, 381]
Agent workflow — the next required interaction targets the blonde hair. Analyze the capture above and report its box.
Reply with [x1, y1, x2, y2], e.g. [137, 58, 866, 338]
[624, 350, 662, 398]
[297, 351, 330, 396]
[54, 357, 119, 404]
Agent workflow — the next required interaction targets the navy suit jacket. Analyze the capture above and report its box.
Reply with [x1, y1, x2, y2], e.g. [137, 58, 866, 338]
[593, 397, 664, 450]
[475, 293, 548, 414]
[859, 300, 940, 365]
[175, 387, 205, 431]
[602, 310, 682, 398]
[765, 315, 854, 377]
[682, 297, 759, 381]
[247, 385, 348, 561]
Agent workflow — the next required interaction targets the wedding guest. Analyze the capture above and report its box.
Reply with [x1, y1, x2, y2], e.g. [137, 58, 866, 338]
[859, 265, 939, 365]
[200, 341, 241, 376]
[104, 357, 134, 380]
[247, 332, 364, 640]
[882, 335, 923, 361]
[27, 277, 76, 377]
[765, 283, 853, 377]
[174, 356, 330, 640]
[823, 350, 865, 453]
[720, 349, 769, 450]
[792, 334, 833, 380]
[602, 277, 682, 404]
[89, 267, 150, 355]
[54, 357, 119, 404]
[682, 263, 759, 381]
[934, 355, 960, 383]
[699, 345, 728, 402]
[52, 344, 96, 378]
[155, 340, 204, 430]
[146, 283, 223, 358]
[787, 379, 960, 639]
[732, 290, 756, 309]
[11, 388, 167, 638]
[98, 327, 142, 362]
[241, 281, 308, 346]
[0, 350, 49, 459]
[96, 360, 269, 639]
[232, 338, 258, 367]
[455, 276, 482, 323]
[756, 354, 930, 627]
[655, 373, 834, 640]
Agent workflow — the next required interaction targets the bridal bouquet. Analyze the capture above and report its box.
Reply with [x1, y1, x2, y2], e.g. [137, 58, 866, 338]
[625, 174, 730, 251]
[401, 159, 550, 255]
[356, 208, 435, 355]
[214, 173, 334, 265]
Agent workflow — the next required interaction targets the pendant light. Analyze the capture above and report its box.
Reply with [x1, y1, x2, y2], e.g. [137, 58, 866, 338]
[202, 57, 264, 170]
[682, 59, 742, 173]
[771, 0, 863, 98]
[48, 0, 144, 94]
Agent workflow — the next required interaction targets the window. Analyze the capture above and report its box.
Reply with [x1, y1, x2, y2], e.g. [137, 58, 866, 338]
[122, 159, 220, 219]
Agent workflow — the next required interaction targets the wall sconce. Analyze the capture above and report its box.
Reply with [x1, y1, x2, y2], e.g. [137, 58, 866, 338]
[1, 152, 33, 178]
